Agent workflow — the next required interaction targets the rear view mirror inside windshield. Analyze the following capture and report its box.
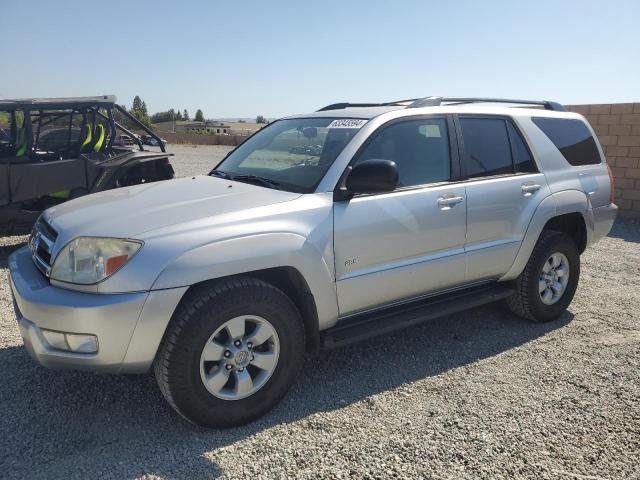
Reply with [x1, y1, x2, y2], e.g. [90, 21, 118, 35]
[302, 127, 317, 138]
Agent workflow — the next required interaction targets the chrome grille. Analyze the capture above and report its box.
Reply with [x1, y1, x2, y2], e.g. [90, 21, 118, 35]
[29, 217, 58, 277]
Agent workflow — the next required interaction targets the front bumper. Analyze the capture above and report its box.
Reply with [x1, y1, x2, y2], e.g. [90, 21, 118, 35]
[9, 246, 187, 373]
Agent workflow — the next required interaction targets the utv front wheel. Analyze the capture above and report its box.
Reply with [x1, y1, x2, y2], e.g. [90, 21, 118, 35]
[154, 277, 305, 427]
[506, 230, 580, 322]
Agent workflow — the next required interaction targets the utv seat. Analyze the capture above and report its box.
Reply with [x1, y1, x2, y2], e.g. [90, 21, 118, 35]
[15, 126, 27, 157]
[92, 124, 105, 152]
[79, 124, 93, 154]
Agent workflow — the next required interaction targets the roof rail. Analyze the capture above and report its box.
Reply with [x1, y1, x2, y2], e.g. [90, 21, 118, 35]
[317, 97, 566, 112]
[408, 96, 566, 112]
[317, 99, 418, 111]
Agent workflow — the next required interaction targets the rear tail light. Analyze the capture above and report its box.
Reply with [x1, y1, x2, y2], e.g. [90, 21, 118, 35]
[606, 163, 615, 204]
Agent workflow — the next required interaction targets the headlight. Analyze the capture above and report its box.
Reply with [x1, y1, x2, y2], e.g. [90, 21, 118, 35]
[50, 237, 143, 284]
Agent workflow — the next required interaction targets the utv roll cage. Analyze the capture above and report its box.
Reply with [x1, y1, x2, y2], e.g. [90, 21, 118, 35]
[0, 95, 167, 154]
[317, 96, 566, 112]
[0, 95, 175, 235]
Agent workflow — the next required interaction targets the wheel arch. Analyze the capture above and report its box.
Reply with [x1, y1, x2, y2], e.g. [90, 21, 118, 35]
[150, 232, 339, 333]
[501, 190, 591, 281]
[542, 212, 587, 254]
[243, 267, 320, 354]
[167, 268, 320, 354]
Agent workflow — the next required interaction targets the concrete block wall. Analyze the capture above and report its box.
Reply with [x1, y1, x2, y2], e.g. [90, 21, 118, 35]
[565, 103, 640, 213]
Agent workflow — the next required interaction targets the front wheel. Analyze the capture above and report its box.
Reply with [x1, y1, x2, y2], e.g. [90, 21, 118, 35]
[154, 277, 305, 427]
[506, 230, 580, 322]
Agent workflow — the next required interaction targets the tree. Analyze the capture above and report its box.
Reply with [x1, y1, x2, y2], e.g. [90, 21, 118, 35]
[256, 115, 267, 124]
[150, 109, 179, 124]
[175, 109, 182, 121]
[127, 96, 152, 129]
[116, 105, 152, 130]
[132, 96, 143, 112]
[130, 109, 153, 129]
[194, 109, 204, 122]
[183, 109, 190, 121]
[150, 111, 166, 123]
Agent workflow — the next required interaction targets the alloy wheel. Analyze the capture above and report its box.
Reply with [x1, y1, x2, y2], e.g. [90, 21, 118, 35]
[539, 252, 570, 305]
[199, 315, 280, 400]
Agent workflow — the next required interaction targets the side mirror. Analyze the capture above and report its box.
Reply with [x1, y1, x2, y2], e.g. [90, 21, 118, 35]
[345, 159, 399, 194]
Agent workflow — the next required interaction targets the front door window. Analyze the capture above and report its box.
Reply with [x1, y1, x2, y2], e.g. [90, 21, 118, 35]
[355, 118, 451, 187]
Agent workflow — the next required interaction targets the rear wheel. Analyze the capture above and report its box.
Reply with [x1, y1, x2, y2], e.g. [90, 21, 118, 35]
[154, 277, 305, 427]
[507, 230, 580, 322]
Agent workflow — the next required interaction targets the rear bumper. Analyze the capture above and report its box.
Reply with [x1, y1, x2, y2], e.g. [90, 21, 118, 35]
[588, 203, 618, 246]
[9, 246, 187, 373]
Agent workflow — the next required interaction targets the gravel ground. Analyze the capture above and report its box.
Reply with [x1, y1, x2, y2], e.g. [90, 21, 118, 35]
[163, 144, 234, 178]
[0, 153, 638, 478]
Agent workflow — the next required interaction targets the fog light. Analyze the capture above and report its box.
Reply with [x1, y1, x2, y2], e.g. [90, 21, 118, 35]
[65, 334, 98, 353]
[41, 329, 98, 354]
[42, 330, 68, 351]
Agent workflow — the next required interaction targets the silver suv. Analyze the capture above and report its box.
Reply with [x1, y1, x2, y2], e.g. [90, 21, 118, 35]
[9, 96, 618, 427]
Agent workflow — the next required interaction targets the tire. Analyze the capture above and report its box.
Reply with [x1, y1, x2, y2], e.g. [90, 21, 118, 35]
[506, 230, 580, 322]
[153, 276, 305, 427]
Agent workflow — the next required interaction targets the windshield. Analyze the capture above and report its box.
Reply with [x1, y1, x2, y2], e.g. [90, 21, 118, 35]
[213, 117, 365, 193]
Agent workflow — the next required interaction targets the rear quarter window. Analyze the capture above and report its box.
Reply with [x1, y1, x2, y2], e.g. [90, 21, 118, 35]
[532, 117, 601, 166]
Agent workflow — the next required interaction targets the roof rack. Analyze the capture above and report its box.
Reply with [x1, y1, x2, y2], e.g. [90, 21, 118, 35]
[409, 96, 565, 111]
[316, 98, 418, 111]
[317, 96, 565, 112]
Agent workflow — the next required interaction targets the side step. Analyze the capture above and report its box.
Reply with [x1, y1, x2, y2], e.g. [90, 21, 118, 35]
[320, 283, 515, 350]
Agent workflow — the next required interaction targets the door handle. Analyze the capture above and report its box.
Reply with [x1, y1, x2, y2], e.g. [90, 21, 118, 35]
[521, 183, 541, 196]
[437, 194, 464, 209]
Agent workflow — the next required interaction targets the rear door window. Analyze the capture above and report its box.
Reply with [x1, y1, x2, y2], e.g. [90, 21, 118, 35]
[459, 118, 512, 178]
[507, 121, 536, 173]
[532, 117, 601, 166]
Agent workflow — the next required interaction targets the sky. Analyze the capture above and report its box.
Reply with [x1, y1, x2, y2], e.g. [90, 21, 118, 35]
[1, 0, 639, 119]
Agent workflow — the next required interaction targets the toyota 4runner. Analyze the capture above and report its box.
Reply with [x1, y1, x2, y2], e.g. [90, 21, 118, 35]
[9, 96, 618, 427]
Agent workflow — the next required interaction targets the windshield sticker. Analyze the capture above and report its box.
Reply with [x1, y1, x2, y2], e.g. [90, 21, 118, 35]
[419, 124, 442, 138]
[327, 119, 368, 129]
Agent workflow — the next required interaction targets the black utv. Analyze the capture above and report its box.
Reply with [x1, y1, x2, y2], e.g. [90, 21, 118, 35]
[0, 95, 174, 235]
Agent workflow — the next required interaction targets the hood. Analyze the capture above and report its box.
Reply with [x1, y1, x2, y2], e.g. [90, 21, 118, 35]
[45, 175, 301, 241]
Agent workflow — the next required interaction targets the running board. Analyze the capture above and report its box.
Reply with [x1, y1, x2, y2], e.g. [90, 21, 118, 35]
[320, 283, 515, 350]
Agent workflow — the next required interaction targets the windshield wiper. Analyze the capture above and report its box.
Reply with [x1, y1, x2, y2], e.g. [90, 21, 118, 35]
[210, 169, 232, 179]
[210, 170, 282, 190]
[229, 174, 282, 190]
